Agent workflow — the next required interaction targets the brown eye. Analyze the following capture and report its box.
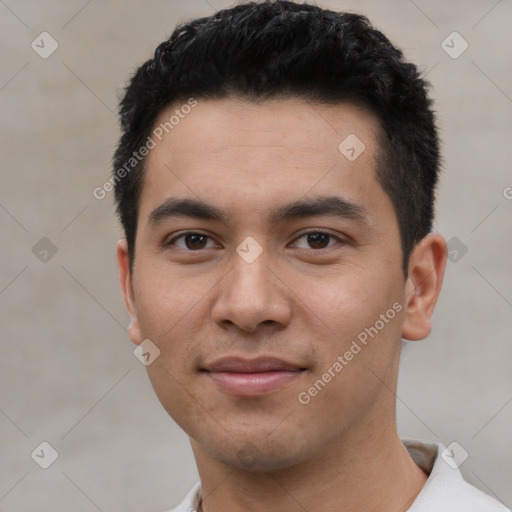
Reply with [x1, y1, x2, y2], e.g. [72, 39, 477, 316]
[306, 232, 331, 249]
[293, 231, 341, 250]
[183, 234, 208, 249]
[167, 232, 215, 250]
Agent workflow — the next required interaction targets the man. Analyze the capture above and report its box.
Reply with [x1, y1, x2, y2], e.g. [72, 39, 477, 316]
[113, 1, 508, 510]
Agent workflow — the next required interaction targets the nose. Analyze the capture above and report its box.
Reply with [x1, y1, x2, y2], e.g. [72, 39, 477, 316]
[211, 250, 292, 333]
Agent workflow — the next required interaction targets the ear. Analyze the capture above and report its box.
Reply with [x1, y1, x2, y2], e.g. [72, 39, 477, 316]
[116, 238, 143, 345]
[402, 233, 447, 341]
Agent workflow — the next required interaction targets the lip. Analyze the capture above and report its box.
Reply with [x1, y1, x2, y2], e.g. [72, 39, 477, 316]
[202, 357, 306, 397]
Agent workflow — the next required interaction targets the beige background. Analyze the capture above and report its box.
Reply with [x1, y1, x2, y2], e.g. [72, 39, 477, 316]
[1, 0, 511, 510]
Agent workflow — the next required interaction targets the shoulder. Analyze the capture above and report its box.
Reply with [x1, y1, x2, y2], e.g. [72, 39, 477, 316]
[454, 480, 510, 511]
[402, 439, 510, 512]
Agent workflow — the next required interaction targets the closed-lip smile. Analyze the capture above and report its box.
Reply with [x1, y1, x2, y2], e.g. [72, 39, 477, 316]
[202, 357, 306, 396]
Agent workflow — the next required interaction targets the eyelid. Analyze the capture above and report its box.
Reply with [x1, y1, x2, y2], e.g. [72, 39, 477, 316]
[290, 229, 346, 249]
[165, 230, 219, 248]
[165, 229, 346, 250]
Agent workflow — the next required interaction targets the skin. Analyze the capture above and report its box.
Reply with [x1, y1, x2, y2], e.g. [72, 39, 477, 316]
[117, 97, 447, 512]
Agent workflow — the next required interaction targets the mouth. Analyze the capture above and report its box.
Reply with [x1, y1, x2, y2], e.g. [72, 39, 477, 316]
[201, 357, 307, 397]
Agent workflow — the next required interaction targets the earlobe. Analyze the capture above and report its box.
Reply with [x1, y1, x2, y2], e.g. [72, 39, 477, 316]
[401, 233, 447, 341]
[116, 239, 143, 345]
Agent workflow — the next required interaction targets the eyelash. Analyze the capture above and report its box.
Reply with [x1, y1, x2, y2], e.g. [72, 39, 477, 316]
[165, 230, 344, 251]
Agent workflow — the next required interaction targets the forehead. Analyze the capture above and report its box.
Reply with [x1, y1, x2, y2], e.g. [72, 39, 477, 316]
[138, 97, 386, 225]
[150, 96, 380, 159]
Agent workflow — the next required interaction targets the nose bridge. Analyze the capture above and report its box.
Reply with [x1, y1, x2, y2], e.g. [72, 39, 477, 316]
[229, 248, 274, 307]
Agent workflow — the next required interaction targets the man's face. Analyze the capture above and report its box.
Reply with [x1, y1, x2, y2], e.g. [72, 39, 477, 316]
[122, 97, 409, 471]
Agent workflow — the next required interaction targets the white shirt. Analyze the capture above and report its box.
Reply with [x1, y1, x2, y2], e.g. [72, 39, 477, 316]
[166, 439, 509, 511]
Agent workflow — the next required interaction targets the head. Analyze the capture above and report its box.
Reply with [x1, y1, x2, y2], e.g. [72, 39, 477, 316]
[114, 1, 446, 472]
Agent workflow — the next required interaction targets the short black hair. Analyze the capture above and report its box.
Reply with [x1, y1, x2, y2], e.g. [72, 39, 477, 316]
[113, 0, 440, 275]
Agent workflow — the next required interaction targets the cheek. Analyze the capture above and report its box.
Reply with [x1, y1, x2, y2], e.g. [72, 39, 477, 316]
[295, 277, 403, 431]
[291, 262, 394, 339]
[145, 360, 205, 438]
[135, 264, 213, 337]
[133, 269, 216, 392]
[135, 268, 210, 429]
[292, 262, 404, 380]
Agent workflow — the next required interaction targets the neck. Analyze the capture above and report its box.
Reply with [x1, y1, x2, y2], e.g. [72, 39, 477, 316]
[191, 425, 428, 512]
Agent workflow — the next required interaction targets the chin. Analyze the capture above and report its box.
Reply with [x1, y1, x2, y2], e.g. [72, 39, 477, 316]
[203, 436, 309, 473]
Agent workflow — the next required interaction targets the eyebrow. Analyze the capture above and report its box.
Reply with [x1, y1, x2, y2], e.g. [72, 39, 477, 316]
[148, 196, 369, 227]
